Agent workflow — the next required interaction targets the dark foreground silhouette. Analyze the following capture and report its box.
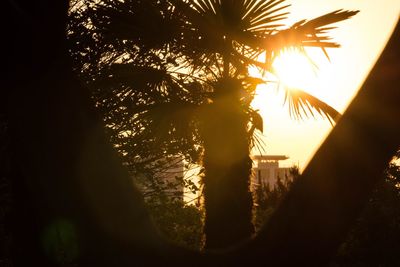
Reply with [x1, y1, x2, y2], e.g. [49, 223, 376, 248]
[3, 1, 400, 266]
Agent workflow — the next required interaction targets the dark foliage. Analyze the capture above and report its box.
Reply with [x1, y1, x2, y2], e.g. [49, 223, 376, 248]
[146, 198, 203, 251]
[252, 156, 400, 266]
[253, 166, 300, 231]
[332, 151, 400, 266]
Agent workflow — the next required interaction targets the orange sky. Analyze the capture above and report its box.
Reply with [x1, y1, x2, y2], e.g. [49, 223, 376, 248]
[251, 0, 400, 170]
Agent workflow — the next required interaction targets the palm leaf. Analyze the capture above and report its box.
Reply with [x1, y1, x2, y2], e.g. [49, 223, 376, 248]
[283, 88, 341, 124]
[245, 0, 290, 32]
[93, 0, 180, 51]
[250, 109, 264, 133]
[95, 63, 169, 89]
[182, 0, 289, 50]
[138, 101, 200, 143]
[266, 9, 359, 51]
[235, 8, 358, 71]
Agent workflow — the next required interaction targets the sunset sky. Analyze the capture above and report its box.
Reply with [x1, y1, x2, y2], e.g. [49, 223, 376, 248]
[250, 0, 400, 170]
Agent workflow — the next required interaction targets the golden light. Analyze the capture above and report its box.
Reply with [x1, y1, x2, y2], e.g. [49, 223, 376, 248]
[250, 48, 325, 120]
[249, 48, 334, 170]
[248, 0, 399, 170]
[272, 49, 317, 90]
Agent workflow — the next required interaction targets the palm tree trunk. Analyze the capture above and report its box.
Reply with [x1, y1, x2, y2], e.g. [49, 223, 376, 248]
[202, 79, 254, 249]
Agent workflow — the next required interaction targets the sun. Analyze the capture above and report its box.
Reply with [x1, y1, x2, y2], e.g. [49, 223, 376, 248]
[272, 49, 317, 90]
[250, 48, 324, 113]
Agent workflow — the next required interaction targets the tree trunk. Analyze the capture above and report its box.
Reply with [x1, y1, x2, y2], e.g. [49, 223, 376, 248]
[202, 79, 254, 249]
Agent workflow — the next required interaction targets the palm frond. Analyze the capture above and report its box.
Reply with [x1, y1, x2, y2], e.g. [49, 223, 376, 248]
[245, 0, 290, 32]
[93, 0, 181, 51]
[266, 9, 359, 51]
[301, 9, 359, 30]
[283, 88, 341, 124]
[236, 9, 358, 71]
[249, 109, 264, 133]
[95, 63, 169, 89]
[183, 0, 290, 50]
[127, 100, 201, 158]
[251, 127, 267, 155]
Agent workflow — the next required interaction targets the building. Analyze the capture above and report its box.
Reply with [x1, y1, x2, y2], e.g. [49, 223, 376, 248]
[136, 154, 294, 203]
[251, 155, 292, 191]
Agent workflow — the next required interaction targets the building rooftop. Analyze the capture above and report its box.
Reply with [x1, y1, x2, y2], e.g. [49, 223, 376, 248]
[252, 155, 289, 162]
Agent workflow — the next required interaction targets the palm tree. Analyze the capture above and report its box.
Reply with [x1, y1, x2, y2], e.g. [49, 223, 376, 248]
[69, 0, 357, 249]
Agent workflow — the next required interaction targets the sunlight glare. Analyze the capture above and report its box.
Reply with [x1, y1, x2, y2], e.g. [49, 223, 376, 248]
[272, 50, 317, 90]
[248, 0, 400, 170]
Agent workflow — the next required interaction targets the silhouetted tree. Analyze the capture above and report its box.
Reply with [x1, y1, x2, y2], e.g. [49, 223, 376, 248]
[68, 0, 357, 249]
